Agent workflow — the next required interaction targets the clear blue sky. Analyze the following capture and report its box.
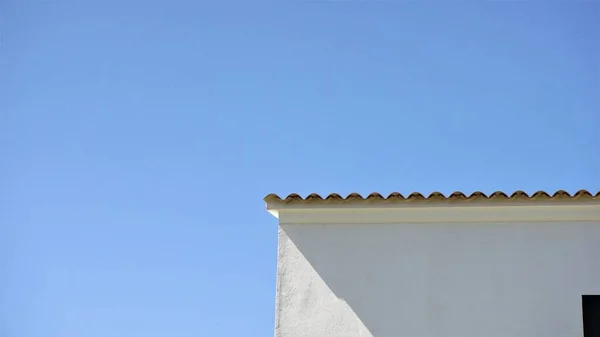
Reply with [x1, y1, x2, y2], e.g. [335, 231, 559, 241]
[1, 1, 598, 336]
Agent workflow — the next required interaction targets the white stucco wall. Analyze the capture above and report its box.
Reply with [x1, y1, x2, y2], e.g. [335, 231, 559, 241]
[271, 203, 600, 337]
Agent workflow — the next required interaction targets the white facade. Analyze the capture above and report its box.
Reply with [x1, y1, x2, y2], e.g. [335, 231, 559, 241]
[266, 193, 600, 337]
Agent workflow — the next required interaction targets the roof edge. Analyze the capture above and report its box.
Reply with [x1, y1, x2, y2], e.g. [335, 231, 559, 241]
[265, 190, 600, 205]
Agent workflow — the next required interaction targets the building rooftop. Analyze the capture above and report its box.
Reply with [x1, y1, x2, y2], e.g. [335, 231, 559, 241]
[265, 189, 600, 205]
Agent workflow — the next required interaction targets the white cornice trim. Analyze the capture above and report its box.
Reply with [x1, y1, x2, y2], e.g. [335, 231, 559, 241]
[273, 204, 600, 224]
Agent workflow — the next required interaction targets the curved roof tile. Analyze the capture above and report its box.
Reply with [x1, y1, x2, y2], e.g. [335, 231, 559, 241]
[264, 190, 600, 204]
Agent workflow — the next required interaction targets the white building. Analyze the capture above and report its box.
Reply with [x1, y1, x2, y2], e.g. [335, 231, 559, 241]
[265, 190, 600, 337]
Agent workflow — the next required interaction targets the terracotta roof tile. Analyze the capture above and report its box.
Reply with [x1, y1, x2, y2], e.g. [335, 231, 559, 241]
[264, 190, 600, 204]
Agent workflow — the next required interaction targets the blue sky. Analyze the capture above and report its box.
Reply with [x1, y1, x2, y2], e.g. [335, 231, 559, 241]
[1, 1, 599, 336]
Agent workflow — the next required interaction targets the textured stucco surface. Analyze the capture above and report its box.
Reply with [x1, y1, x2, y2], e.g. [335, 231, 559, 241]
[275, 221, 600, 337]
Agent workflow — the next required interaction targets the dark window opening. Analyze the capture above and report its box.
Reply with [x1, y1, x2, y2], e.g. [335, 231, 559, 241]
[583, 295, 600, 337]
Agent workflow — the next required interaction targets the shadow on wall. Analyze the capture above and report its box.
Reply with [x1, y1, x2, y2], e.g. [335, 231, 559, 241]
[282, 222, 598, 337]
